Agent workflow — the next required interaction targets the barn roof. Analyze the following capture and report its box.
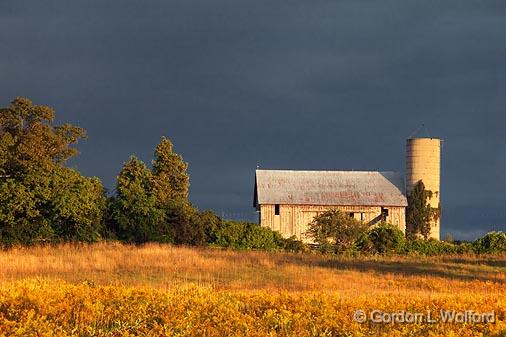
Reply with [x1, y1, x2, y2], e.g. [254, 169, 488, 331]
[254, 170, 408, 207]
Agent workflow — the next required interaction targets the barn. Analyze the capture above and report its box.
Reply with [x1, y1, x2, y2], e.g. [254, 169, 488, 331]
[253, 170, 408, 242]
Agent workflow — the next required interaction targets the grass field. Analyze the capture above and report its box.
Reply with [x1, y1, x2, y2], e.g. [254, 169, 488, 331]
[0, 243, 505, 336]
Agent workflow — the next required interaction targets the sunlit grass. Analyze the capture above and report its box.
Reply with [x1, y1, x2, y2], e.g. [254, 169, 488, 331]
[0, 243, 504, 336]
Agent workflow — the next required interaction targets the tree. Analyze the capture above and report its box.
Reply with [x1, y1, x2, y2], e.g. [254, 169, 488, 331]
[0, 97, 86, 175]
[111, 156, 168, 243]
[152, 137, 189, 204]
[108, 137, 194, 245]
[306, 210, 368, 253]
[406, 180, 438, 240]
[0, 97, 105, 245]
[0, 179, 52, 245]
[45, 167, 106, 242]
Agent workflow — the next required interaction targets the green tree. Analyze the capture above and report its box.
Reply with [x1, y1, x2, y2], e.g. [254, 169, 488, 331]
[152, 137, 189, 204]
[46, 167, 106, 241]
[109, 137, 194, 245]
[111, 156, 168, 243]
[306, 210, 368, 253]
[406, 180, 437, 240]
[0, 97, 105, 245]
[0, 97, 86, 175]
[0, 179, 53, 245]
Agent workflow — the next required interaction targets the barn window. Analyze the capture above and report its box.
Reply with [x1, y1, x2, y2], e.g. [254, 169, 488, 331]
[275, 204, 280, 215]
[381, 208, 389, 220]
[349, 212, 354, 218]
[360, 213, 364, 221]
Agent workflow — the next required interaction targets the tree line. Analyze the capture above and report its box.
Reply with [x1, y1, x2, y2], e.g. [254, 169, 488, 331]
[0, 97, 298, 250]
[1, 97, 504, 255]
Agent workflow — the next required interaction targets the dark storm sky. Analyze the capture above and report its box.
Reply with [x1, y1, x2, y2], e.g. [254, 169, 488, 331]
[1, 1, 505, 240]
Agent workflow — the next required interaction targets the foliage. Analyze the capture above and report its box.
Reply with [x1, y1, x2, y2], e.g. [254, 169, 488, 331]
[151, 137, 190, 203]
[398, 232, 506, 256]
[0, 98, 105, 246]
[164, 198, 198, 245]
[0, 97, 86, 174]
[356, 222, 406, 254]
[212, 221, 286, 250]
[406, 180, 438, 239]
[278, 235, 309, 253]
[473, 231, 506, 254]
[42, 167, 106, 242]
[403, 239, 474, 256]
[108, 137, 195, 245]
[110, 156, 168, 243]
[306, 209, 368, 253]
[0, 179, 51, 245]
[189, 210, 222, 246]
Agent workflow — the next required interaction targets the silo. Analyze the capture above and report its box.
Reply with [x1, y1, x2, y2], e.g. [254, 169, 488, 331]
[406, 138, 441, 240]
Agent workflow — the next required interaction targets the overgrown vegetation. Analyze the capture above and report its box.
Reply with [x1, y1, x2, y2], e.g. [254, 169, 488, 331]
[306, 209, 506, 256]
[406, 180, 440, 239]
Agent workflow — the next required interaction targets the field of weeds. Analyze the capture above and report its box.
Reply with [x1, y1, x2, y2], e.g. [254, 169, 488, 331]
[0, 243, 504, 336]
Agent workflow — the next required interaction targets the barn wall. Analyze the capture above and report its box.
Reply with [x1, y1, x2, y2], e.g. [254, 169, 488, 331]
[259, 204, 406, 242]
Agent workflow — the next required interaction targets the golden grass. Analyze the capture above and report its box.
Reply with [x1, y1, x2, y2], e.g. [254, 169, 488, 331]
[0, 243, 504, 336]
[1, 242, 504, 294]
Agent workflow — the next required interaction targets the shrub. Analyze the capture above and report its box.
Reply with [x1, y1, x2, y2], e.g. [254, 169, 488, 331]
[357, 222, 405, 254]
[213, 221, 286, 251]
[403, 239, 473, 256]
[165, 199, 200, 245]
[473, 231, 506, 254]
[189, 210, 222, 246]
[279, 235, 309, 253]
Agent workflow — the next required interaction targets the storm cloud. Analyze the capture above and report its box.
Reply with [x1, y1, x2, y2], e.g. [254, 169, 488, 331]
[1, 0, 505, 239]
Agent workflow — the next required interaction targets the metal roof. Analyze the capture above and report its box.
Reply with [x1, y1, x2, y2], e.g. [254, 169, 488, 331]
[254, 170, 408, 207]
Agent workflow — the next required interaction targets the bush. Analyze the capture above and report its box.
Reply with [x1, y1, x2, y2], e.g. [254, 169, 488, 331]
[189, 210, 222, 246]
[356, 222, 405, 254]
[473, 231, 506, 254]
[213, 221, 286, 251]
[403, 239, 473, 256]
[279, 235, 309, 253]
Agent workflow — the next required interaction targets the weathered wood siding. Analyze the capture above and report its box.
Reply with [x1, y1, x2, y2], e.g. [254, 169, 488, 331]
[260, 204, 406, 242]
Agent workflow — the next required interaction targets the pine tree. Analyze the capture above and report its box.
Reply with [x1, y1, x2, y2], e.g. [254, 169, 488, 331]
[152, 137, 189, 204]
[112, 156, 168, 243]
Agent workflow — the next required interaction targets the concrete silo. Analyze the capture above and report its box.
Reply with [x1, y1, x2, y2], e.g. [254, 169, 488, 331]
[406, 138, 441, 240]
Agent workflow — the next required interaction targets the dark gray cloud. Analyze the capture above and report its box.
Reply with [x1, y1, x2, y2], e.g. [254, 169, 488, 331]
[1, 0, 505, 240]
